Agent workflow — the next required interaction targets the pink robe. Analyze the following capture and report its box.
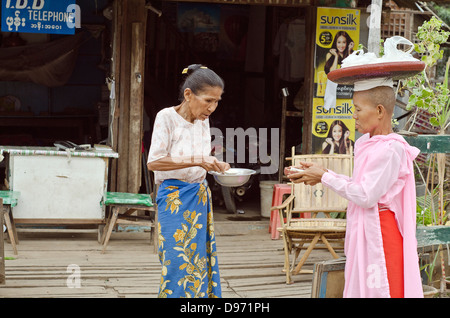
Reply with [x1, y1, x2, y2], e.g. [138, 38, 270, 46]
[321, 133, 423, 298]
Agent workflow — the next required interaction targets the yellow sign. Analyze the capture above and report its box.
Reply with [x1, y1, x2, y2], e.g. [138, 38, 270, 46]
[312, 7, 360, 154]
[312, 98, 355, 155]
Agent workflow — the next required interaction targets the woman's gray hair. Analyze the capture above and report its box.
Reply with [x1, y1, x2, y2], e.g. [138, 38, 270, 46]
[179, 64, 224, 102]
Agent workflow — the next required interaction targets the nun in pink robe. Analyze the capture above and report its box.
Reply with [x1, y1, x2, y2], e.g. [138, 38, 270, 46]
[288, 36, 426, 297]
[287, 82, 424, 298]
[321, 132, 423, 297]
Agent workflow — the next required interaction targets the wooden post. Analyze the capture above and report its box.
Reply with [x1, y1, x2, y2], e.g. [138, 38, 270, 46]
[368, 0, 383, 56]
[0, 199, 5, 285]
[302, 5, 316, 154]
[110, 0, 147, 193]
[117, 0, 132, 193]
[109, 0, 124, 192]
[279, 88, 288, 183]
[128, 22, 146, 193]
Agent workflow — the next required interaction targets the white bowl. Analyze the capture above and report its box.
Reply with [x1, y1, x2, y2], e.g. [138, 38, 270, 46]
[209, 168, 256, 187]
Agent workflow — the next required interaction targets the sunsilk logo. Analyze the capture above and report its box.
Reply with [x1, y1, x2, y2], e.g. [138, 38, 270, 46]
[316, 103, 353, 115]
[320, 13, 358, 26]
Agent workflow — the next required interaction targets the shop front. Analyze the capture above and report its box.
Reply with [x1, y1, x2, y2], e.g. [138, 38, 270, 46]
[0, 0, 378, 220]
[0, 0, 373, 198]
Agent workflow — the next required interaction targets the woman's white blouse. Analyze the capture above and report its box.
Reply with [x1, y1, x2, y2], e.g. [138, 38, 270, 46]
[147, 107, 211, 184]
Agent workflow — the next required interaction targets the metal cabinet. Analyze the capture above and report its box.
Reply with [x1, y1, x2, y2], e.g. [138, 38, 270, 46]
[0, 146, 118, 225]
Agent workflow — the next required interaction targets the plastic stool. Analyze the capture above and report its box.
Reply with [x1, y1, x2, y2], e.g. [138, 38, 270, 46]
[269, 184, 292, 240]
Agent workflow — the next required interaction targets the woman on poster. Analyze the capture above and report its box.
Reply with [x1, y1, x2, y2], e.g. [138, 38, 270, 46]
[324, 31, 355, 74]
[322, 120, 354, 154]
[323, 31, 355, 110]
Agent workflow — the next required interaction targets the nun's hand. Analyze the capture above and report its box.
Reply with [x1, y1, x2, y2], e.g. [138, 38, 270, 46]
[288, 162, 327, 186]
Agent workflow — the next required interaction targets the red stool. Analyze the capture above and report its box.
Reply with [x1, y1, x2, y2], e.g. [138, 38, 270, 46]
[269, 184, 292, 240]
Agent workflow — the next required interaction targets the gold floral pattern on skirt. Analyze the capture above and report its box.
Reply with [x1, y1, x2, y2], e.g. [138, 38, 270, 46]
[157, 179, 221, 298]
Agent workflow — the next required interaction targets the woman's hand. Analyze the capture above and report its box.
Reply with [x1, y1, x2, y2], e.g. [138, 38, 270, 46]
[200, 156, 230, 173]
[147, 155, 230, 173]
[344, 130, 350, 141]
[348, 41, 354, 51]
[217, 161, 231, 173]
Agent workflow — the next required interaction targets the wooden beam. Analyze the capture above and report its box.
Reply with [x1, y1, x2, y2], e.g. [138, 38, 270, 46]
[111, 0, 147, 193]
[117, 0, 131, 192]
[128, 22, 146, 193]
[164, 0, 312, 6]
[109, 0, 124, 192]
[0, 199, 5, 285]
[403, 134, 450, 154]
[302, 5, 316, 154]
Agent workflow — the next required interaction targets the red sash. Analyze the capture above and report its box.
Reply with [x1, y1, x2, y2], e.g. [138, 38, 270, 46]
[379, 208, 404, 298]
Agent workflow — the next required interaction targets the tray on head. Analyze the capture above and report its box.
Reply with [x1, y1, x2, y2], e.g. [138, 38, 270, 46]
[328, 61, 426, 84]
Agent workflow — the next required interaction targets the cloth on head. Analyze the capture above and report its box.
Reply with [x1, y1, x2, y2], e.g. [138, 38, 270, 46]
[353, 77, 394, 92]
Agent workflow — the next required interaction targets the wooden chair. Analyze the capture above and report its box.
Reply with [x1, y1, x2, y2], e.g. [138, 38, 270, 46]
[271, 154, 353, 284]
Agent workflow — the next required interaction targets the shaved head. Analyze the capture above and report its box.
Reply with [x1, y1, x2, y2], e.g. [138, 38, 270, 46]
[354, 86, 395, 115]
[352, 85, 396, 136]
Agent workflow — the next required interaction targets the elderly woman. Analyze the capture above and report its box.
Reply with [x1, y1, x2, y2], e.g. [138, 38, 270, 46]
[147, 64, 229, 298]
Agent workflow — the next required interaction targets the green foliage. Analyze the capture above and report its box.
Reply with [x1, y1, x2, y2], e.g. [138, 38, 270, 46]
[402, 17, 450, 132]
[379, 38, 384, 57]
[414, 17, 449, 65]
[391, 116, 399, 127]
[416, 188, 449, 226]
[416, 190, 437, 226]
[430, 2, 450, 26]
[420, 245, 440, 284]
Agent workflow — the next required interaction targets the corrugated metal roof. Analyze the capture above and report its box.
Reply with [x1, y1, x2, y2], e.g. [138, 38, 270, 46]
[395, 0, 450, 8]
[169, 0, 312, 5]
[165, 0, 448, 10]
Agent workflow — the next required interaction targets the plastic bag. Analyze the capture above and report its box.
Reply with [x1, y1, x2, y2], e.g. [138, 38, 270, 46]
[342, 36, 418, 68]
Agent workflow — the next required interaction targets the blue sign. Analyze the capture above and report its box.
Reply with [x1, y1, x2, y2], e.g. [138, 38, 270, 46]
[1, 0, 77, 35]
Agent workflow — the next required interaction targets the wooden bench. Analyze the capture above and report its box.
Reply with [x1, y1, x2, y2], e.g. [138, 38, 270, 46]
[100, 192, 157, 254]
[1, 199, 5, 285]
[0, 191, 20, 255]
